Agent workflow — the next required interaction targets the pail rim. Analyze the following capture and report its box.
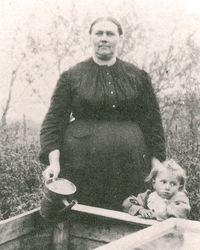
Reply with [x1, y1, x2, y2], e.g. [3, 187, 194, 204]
[45, 178, 76, 195]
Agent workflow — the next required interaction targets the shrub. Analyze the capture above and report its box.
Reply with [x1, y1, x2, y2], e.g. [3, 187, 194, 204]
[167, 133, 200, 221]
[0, 122, 45, 220]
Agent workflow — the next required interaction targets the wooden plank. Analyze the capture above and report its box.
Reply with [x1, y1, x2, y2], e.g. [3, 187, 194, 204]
[174, 218, 200, 233]
[0, 229, 53, 250]
[53, 221, 70, 250]
[0, 238, 20, 250]
[93, 219, 176, 250]
[70, 236, 105, 250]
[0, 208, 40, 245]
[71, 204, 156, 226]
[69, 213, 145, 243]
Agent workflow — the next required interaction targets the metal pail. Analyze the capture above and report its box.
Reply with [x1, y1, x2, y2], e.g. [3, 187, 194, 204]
[40, 178, 77, 221]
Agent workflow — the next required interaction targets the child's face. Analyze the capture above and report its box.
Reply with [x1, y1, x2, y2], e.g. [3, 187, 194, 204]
[153, 169, 181, 199]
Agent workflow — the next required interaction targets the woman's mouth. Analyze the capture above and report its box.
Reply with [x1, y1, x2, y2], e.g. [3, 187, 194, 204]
[99, 45, 109, 48]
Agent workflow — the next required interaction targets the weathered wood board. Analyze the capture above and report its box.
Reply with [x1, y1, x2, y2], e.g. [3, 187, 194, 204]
[0, 204, 155, 250]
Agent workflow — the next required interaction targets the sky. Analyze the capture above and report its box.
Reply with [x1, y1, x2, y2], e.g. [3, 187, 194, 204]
[0, 0, 200, 124]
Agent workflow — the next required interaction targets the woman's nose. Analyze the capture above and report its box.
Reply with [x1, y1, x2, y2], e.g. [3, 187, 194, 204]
[101, 33, 108, 41]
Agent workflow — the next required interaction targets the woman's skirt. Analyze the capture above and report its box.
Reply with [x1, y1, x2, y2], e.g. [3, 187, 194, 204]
[60, 120, 151, 211]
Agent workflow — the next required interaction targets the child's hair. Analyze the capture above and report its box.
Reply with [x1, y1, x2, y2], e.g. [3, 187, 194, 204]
[145, 159, 187, 192]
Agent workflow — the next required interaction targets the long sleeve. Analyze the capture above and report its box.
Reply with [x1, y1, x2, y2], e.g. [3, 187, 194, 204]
[136, 71, 166, 162]
[166, 192, 191, 219]
[39, 72, 72, 165]
[123, 190, 151, 216]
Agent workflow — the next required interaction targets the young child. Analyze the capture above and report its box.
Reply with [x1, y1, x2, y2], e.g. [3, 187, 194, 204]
[123, 159, 191, 221]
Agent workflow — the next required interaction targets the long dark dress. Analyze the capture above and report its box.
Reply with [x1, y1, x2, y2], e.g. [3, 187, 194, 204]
[39, 57, 166, 210]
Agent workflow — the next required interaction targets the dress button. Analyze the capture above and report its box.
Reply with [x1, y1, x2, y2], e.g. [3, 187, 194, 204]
[107, 72, 109, 75]
[112, 105, 116, 108]
[109, 81, 111, 85]
[111, 91, 114, 94]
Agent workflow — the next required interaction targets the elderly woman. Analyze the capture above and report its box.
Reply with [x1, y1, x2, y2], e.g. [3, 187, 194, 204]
[39, 17, 166, 211]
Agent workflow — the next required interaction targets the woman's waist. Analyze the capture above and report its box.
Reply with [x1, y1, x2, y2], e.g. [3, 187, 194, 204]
[72, 108, 136, 122]
[63, 119, 146, 158]
[69, 118, 138, 127]
[65, 119, 142, 138]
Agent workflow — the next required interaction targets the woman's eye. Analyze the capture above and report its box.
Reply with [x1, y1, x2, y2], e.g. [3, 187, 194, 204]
[107, 32, 114, 36]
[96, 32, 102, 36]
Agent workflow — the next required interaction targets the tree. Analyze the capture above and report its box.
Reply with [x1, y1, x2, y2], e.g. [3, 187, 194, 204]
[1, 25, 30, 126]
[1, 53, 26, 126]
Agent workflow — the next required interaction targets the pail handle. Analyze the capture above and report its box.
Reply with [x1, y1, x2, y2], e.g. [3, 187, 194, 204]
[58, 199, 78, 214]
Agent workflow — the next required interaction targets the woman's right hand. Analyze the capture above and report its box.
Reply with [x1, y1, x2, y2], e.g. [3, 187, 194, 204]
[42, 164, 60, 181]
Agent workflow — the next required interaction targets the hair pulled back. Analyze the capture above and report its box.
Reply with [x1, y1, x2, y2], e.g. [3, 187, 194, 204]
[89, 17, 123, 36]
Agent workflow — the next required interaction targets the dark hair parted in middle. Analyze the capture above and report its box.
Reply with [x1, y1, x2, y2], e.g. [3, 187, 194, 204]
[89, 17, 123, 36]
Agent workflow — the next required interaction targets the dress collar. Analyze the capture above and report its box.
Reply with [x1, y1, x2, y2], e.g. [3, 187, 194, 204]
[90, 57, 119, 69]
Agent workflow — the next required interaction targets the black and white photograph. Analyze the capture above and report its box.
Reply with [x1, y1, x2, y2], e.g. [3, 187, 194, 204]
[0, 0, 200, 249]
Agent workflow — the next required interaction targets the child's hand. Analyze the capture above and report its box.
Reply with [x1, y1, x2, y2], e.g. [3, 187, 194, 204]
[138, 208, 155, 219]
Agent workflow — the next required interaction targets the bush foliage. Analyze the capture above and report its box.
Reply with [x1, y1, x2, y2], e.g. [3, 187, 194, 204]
[166, 135, 200, 221]
[0, 122, 45, 220]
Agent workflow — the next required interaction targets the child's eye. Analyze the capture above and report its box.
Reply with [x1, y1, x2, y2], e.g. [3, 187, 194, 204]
[161, 180, 166, 184]
[171, 182, 177, 186]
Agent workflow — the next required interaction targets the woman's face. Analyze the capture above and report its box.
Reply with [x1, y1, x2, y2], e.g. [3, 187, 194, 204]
[90, 20, 122, 61]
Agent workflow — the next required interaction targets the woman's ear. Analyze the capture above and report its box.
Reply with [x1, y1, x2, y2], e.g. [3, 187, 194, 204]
[117, 35, 124, 55]
[89, 34, 92, 44]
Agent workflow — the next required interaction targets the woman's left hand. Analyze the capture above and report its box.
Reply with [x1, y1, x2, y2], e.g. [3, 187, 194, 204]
[151, 157, 163, 168]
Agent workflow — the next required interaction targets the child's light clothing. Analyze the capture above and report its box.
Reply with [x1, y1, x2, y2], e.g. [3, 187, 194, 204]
[123, 189, 191, 221]
[147, 192, 169, 220]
